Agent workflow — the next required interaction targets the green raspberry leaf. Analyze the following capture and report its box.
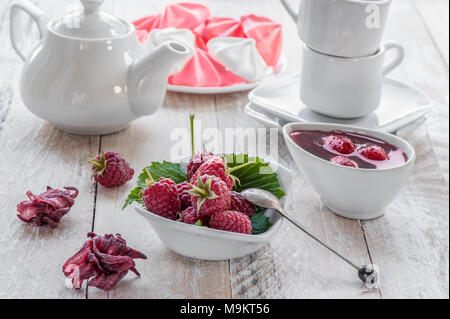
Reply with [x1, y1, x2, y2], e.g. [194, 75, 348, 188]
[194, 220, 203, 227]
[224, 154, 286, 199]
[140, 161, 188, 185]
[122, 186, 143, 210]
[251, 213, 272, 235]
[123, 161, 187, 210]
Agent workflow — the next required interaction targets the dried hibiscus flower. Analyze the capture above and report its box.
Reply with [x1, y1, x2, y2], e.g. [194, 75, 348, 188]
[17, 186, 79, 228]
[63, 233, 147, 291]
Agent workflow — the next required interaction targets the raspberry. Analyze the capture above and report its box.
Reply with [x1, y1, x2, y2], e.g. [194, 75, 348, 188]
[177, 182, 192, 210]
[229, 191, 255, 218]
[181, 207, 199, 224]
[142, 175, 180, 220]
[190, 174, 231, 217]
[209, 211, 252, 234]
[331, 156, 359, 168]
[186, 114, 215, 180]
[323, 135, 355, 155]
[187, 152, 215, 180]
[181, 207, 209, 226]
[359, 146, 389, 161]
[89, 151, 134, 188]
[190, 157, 253, 190]
[190, 157, 234, 189]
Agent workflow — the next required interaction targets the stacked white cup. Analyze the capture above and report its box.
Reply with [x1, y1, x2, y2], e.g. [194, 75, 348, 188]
[281, 0, 405, 119]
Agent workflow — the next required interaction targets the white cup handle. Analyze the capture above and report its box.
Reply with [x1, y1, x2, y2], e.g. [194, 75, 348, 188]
[10, 1, 47, 62]
[280, 0, 298, 22]
[383, 41, 405, 76]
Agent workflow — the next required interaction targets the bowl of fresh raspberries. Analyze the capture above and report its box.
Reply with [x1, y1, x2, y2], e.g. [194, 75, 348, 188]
[120, 115, 292, 260]
[125, 151, 292, 261]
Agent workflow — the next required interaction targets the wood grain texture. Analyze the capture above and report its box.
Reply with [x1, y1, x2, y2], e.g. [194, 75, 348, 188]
[411, 0, 450, 183]
[362, 0, 449, 298]
[390, 0, 450, 183]
[0, 0, 100, 298]
[88, 93, 231, 299]
[414, 0, 449, 68]
[213, 92, 379, 299]
[0, 0, 448, 299]
[362, 127, 449, 299]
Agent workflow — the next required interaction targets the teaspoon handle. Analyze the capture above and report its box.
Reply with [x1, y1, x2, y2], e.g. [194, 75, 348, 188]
[277, 208, 360, 271]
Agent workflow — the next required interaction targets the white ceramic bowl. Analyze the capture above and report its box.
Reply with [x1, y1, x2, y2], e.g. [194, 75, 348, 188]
[283, 123, 415, 220]
[134, 159, 292, 261]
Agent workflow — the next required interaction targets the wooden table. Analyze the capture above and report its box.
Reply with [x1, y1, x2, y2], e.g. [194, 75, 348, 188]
[0, 0, 448, 299]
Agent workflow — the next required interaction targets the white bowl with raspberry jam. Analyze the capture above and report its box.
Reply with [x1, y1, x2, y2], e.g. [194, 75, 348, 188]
[283, 123, 415, 220]
[135, 159, 292, 261]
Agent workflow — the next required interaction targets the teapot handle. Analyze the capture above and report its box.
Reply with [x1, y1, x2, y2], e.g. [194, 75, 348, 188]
[10, 2, 47, 62]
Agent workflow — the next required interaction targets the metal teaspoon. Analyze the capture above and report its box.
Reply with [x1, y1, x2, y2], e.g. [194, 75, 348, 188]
[241, 188, 379, 285]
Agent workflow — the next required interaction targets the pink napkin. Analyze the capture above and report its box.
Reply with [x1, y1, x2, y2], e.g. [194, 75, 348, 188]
[134, 3, 283, 87]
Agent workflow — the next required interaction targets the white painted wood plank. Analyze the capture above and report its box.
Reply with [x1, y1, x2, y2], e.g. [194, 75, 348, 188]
[384, 0, 449, 180]
[210, 0, 378, 299]
[361, 0, 449, 299]
[410, 0, 450, 183]
[0, 0, 98, 299]
[414, 0, 449, 68]
[88, 93, 232, 299]
[362, 127, 449, 299]
[0, 113, 99, 299]
[0, 59, 99, 298]
[83, 0, 233, 298]
[214, 93, 379, 299]
[212, 0, 449, 299]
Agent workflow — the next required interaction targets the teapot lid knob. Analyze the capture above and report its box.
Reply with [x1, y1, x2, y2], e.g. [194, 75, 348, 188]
[81, 0, 104, 14]
[52, 0, 128, 39]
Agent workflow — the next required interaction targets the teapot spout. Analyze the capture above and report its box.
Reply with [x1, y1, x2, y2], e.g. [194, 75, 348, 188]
[128, 41, 191, 117]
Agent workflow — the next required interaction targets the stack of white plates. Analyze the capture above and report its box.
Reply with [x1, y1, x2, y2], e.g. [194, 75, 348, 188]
[245, 72, 432, 133]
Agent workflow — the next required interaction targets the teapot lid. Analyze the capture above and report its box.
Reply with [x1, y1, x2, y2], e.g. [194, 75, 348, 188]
[50, 0, 130, 39]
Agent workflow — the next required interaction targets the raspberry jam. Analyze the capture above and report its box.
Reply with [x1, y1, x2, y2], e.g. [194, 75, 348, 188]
[289, 130, 408, 169]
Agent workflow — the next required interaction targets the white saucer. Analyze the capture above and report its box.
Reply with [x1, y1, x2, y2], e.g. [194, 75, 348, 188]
[245, 102, 288, 127]
[167, 56, 287, 94]
[247, 72, 432, 133]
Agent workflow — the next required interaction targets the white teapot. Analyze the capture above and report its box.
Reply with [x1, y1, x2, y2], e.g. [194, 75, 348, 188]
[10, 0, 191, 135]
